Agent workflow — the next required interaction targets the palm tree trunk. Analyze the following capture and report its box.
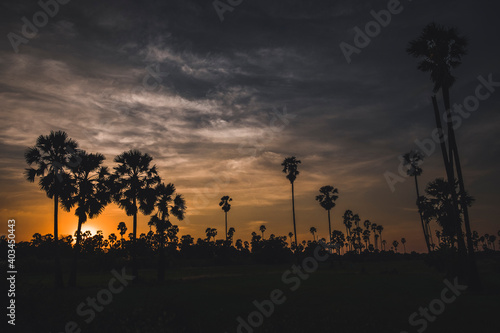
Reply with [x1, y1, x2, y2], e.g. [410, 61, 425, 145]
[414, 175, 431, 253]
[132, 197, 138, 278]
[291, 182, 297, 247]
[53, 193, 63, 288]
[225, 212, 228, 241]
[69, 215, 83, 287]
[445, 109, 481, 288]
[328, 209, 332, 244]
[431, 95, 467, 255]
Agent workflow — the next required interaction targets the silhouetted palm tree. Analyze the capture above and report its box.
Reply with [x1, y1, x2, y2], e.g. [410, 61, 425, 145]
[227, 227, 236, 244]
[342, 210, 354, 251]
[315, 185, 339, 244]
[205, 228, 217, 242]
[111, 150, 160, 277]
[219, 196, 232, 241]
[401, 238, 407, 254]
[420, 178, 474, 250]
[117, 222, 127, 240]
[148, 182, 185, 281]
[371, 223, 378, 249]
[403, 150, 432, 253]
[260, 225, 267, 239]
[392, 240, 399, 253]
[310, 227, 317, 241]
[282, 156, 301, 247]
[66, 151, 111, 287]
[407, 22, 473, 261]
[488, 235, 496, 251]
[25, 130, 79, 288]
[377, 225, 384, 250]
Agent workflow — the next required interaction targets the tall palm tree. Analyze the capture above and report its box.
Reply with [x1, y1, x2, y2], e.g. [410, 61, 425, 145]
[310, 227, 317, 241]
[66, 151, 111, 287]
[407, 23, 475, 274]
[219, 196, 232, 241]
[282, 156, 301, 247]
[148, 182, 186, 281]
[403, 150, 432, 253]
[25, 130, 78, 288]
[315, 185, 339, 245]
[111, 150, 160, 277]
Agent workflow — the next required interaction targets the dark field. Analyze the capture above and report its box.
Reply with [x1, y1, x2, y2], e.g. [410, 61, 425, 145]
[15, 256, 500, 333]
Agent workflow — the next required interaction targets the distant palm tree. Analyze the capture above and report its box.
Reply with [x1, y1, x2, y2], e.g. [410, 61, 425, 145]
[392, 240, 399, 253]
[381, 239, 387, 251]
[401, 238, 407, 254]
[370, 223, 378, 249]
[117, 222, 127, 240]
[310, 227, 317, 241]
[260, 225, 267, 239]
[288, 232, 294, 247]
[112, 150, 161, 277]
[25, 130, 79, 288]
[227, 227, 236, 243]
[403, 150, 432, 253]
[205, 228, 217, 242]
[377, 225, 384, 250]
[148, 182, 185, 281]
[342, 210, 354, 251]
[282, 156, 301, 247]
[66, 150, 112, 287]
[315, 185, 339, 244]
[219, 196, 232, 241]
[489, 235, 497, 251]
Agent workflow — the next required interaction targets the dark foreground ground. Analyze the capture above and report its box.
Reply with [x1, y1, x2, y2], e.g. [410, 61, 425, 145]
[12, 256, 500, 333]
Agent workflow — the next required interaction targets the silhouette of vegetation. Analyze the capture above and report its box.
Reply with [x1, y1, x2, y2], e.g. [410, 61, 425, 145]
[282, 156, 301, 248]
[407, 22, 480, 288]
[219, 195, 232, 241]
[111, 150, 161, 278]
[24, 130, 79, 288]
[315, 185, 339, 244]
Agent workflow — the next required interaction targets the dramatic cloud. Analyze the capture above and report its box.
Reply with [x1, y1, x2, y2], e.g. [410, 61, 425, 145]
[1, 0, 499, 251]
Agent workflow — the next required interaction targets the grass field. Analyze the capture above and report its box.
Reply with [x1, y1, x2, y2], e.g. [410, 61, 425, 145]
[15, 257, 500, 333]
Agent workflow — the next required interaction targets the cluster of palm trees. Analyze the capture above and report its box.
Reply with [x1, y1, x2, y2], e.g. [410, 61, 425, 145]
[25, 131, 185, 287]
[405, 22, 480, 288]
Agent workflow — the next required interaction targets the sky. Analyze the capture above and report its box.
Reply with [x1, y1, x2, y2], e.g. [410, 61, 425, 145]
[1, 0, 499, 252]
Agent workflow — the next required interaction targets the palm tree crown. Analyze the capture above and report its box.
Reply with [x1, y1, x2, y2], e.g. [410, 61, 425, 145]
[282, 156, 301, 183]
[406, 22, 467, 93]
